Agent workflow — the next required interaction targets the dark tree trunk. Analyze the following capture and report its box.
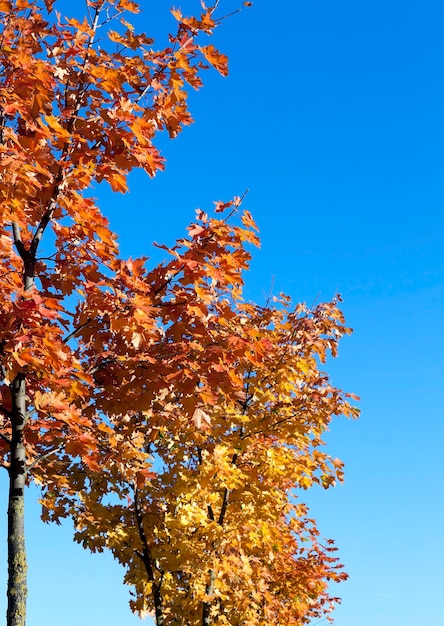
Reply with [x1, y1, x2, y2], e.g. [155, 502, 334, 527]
[134, 489, 164, 626]
[7, 373, 28, 626]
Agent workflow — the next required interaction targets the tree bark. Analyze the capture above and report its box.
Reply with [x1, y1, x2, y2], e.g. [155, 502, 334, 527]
[201, 568, 216, 626]
[7, 373, 28, 626]
[8, 200, 37, 626]
[134, 489, 164, 626]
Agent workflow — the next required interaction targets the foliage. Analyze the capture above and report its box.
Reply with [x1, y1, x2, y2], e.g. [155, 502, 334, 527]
[0, 1, 358, 625]
[41, 206, 358, 625]
[0, 0, 231, 487]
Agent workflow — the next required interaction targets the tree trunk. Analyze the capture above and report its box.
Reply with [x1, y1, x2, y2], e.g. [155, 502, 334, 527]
[134, 489, 164, 625]
[7, 373, 28, 626]
[202, 568, 216, 626]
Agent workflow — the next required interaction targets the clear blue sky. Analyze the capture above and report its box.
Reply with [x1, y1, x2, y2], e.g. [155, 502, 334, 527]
[1, 0, 444, 624]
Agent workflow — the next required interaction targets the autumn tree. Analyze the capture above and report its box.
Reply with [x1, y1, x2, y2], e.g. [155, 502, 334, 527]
[46, 206, 359, 625]
[0, 1, 358, 626]
[0, 1, 233, 624]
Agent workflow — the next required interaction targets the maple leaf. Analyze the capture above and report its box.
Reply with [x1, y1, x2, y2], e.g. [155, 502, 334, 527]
[200, 44, 229, 76]
[187, 223, 206, 238]
[192, 407, 212, 430]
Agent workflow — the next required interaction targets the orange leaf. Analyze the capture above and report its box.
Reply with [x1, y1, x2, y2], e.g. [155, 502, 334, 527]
[200, 45, 229, 76]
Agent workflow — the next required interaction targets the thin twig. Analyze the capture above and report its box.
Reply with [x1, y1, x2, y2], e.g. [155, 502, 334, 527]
[25, 445, 63, 475]
[63, 318, 93, 344]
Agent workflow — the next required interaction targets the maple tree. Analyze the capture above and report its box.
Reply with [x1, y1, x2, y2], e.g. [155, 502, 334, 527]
[0, 0, 232, 624]
[58, 234, 358, 625]
[0, 1, 358, 625]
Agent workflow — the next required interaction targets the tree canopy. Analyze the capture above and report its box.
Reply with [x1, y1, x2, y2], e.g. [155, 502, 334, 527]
[0, 1, 358, 625]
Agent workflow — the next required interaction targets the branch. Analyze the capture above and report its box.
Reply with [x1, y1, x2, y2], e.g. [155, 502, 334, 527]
[216, 453, 238, 526]
[151, 205, 245, 299]
[0, 431, 11, 445]
[207, 504, 215, 521]
[222, 187, 249, 224]
[11, 222, 28, 261]
[63, 318, 93, 344]
[202, 450, 238, 624]
[217, 486, 230, 526]
[30, 206, 56, 258]
[134, 486, 165, 626]
[241, 412, 306, 441]
[201, 568, 216, 626]
[37, 239, 71, 262]
[0, 110, 5, 144]
[63, 2, 108, 151]
[29, 2, 106, 258]
[25, 445, 63, 475]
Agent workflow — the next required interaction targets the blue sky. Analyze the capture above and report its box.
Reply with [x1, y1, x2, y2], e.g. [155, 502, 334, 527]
[1, 0, 444, 624]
